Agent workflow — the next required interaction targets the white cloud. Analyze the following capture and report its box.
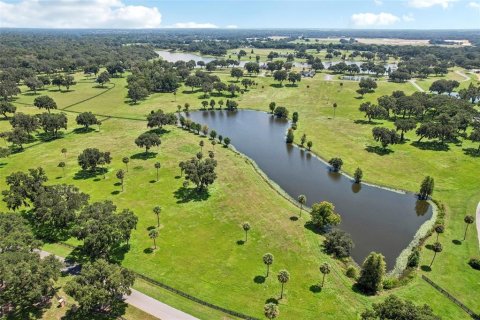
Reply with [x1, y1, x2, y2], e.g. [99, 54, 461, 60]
[0, 0, 162, 28]
[373, 0, 383, 5]
[402, 13, 415, 21]
[408, 0, 457, 8]
[168, 22, 218, 29]
[226, 25, 239, 29]
[351, 12, 400, 26]
[468, 1, 480, 8]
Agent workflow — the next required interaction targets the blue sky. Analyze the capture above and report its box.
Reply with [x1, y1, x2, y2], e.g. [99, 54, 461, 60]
[0, 0, 479, 29]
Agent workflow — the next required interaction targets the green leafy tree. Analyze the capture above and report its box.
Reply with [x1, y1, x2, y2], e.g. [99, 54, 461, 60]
[359, 102, 387, 122]
[62, 74, 76, 91]
[328, 158, 343, 172]
[323, 229, 354, 258]
[182, 154, 217, 191]
[76, 112, 99, 129]
[263, 253, 274, 277]
[64, 259, 134, 316]
[286, 128, 294, 144]
[277, 270, 290, 299]
[4, 128, 30, 150]
[273, 70, 288, 86]
[37, 113, 68, 137]
[310, 201, 341, 229]
[1, 167, 48, 211]
[0, 100, 16, 119]
[354, 167, 363, 183]
[361, 295, 440, 320]
[269, 102, 276, 114]
[357, 252, 386, 294]
[407, 248, 420, 268]
[135, 132, 161, 154]
[274, 106, 289, 118]
[147, 109, 177, 130]
[419, 176, 434, 200]
[394, 118, 416, 141]
[372, 127, 399, 150]
[0, 213, 42, 252]
[307, 140, 313, 150]
[469, 127, 480, 152]
[33, 95, 57, 113]
[230, 67, 244, 81]
[77, 148, 111, 171]
[224, 137, 231, 147]
[96, 71, 110, 87]
[9, 112, 39, 135]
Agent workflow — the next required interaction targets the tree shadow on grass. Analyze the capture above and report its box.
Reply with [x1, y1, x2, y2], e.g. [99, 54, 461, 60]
[130, 152, 157, 160]
[265, 297, 279, 304]
[62, 303, 127, 320]
[303, 221, 328, 236]
[254, 275, 266, 284]
[111, 190, 120, 195]
[309, 284, 322, 293]
[411, 141, 449, 151]
[269, 83, 283, 88]
[173, 186, 210, 203]
[365, 145, 394, 156]
[147, 128, 171, 136]
[236, 240, 245, 245]
[109, 244, 130, 263]
[463, 147, 480, 157]
[420, 265, 432, 272]
[354, 119, 382, 125]
[36, 132, 65, 142]
[452, 239, 462, 245]
[290, 216, 299, 221]
[425, 244, 434, 250]
[73, 168, 106, 180]
[143, 248, 154, 254]
[73, 127, 96, 134]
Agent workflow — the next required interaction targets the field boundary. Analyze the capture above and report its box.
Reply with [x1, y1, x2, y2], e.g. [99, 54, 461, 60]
[421, 275, 479, 319]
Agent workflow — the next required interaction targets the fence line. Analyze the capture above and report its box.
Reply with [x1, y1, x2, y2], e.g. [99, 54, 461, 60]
[422, 275, 479, 319]
[58, 242, 259, 320]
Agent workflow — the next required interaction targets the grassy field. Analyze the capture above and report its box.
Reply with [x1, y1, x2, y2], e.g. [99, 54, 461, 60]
[1, 67, 478, 319]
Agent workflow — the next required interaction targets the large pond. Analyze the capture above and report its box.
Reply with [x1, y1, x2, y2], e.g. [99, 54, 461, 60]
[187, 110, 432, 269]
[156, 50, 397, 71]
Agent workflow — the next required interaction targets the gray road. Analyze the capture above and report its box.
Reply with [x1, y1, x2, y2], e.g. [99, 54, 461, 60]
[38, 250, 199, 320]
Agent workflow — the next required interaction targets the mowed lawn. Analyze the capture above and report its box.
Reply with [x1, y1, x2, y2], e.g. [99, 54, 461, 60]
[0, 68, 478, 319]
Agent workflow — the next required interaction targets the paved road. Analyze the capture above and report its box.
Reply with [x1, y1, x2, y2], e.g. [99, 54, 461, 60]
[476, 202, 480, 249]
[38, 250, 199, 320]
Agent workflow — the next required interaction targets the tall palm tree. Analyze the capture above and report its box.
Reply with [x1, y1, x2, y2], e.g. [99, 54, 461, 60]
[242, 222, 251, 242]
[149, 228, 159, 249]
[154, 162, 161, 181]
[463, 215, 475, 240]
[319, 263, 331, 287]
[263, 253, 274, 277]
[153, 206, 161, 227]
[430, 242, 443, 267]
[122, 157, 130, 172]
[434, 224, 444, 241]
[277, 270, 290, 299]
[116, 169, 125, 191]
[297, 194, 306, 217]
[61, 147, 67, 159]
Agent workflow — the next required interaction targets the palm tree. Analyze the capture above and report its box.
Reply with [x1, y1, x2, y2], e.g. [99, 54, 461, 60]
[116, 169, 125, 191]
[153, 206, 161, 227]
[429, 242, 442, 267]
[319, 263, 331, 287]
[297, 194, 306, 217]
[122, 156, 130, 172]
[58, 161, 66, 177]
[463, 215, 475, 240]
[149, 228, 159, 249]
[211, 140, 216, 151]
[154, 162, 161, 181]
[61, 147, 67, 159]
[263, 253, 274, 277]
[264, 303, 279, 319]
[333, 102, 338, 118]
[434, 224, 444, 241]
[199, 140, 204, 152]
[277, 270, 290, 299]
[242, 222, 251, 242]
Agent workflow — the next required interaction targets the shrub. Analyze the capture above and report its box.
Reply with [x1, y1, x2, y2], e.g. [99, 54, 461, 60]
[323, 229, 354, 258]
[346, 266, 358, 279]
[407, 248, 420, 268]
[468, 258, 480, 270]
[382, 277, 399, 290]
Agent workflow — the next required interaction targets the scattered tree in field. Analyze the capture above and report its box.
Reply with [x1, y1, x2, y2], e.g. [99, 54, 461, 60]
[419, 176, 434, 200]
[61, 147, 67, 159]
[242, 222, 251, 242]
[154, 162, 161, 181]
[153, 206, 161, 227]
[37, 112, 68, 137]
[328, 157, 343, 172]
[429, 79, 460, 95]
[62, 75, 76, 91]
[429, 242, 443, 267]
[264, 303, 279, 319]
[269, 102, 276, 114]
[77, 148, 111, 171]
[76, 112, 99, 129]
[434, 224, 445, 241]
[181, 153, 217, 191]
[116, 169, 125, 191]
[297, 194, 307, 217]
[357, 252, 386, 294]
[394, 118, 416, 141]
[10, 112, 39, 135]
[357, 78, 377, 97]
[0, 100, 16, 119]
[52, 74, 64, 91]
[4, 128, 29, 150]
[288, 72, 301, 86]
[333, 102, 338, 118]
[354, 167, 363, 183]
[147, 109, 177, 130]
[463, 215, 475, 240]
[263, 253, 274, 277]
[122, 157, 129, 172]
[34, 95, 57, 113]
[65, 259, 134, 316]
[319, 263, 331, 287]
[310, 201, 341, 229]
[149, 228, 159, 249]
[361, 295, 440, 320]
[128, 83, 149, 103]
[359, 102, 387, 122]
[372, 127, 399, 150]
[277, 270, 290, 299]
[273, 70, 288, 86]
[135, 132, 161, 154]
[24, 77, 44, 94]
[231, 68, 244, 81]
[96, 71, 110, 87]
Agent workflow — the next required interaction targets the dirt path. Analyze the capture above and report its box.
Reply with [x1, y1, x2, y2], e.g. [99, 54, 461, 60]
[409, 79, 425, 92]
[455, 70, 470, 82]
[38, 250, 198, 320]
